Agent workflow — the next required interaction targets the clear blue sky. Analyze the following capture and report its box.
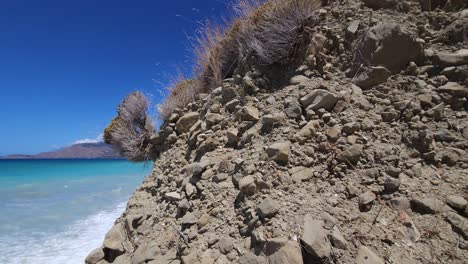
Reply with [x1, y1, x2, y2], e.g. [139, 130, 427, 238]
[0, 0, 229, 155]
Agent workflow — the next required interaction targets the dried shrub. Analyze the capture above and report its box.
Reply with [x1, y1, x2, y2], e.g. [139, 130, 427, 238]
[236, 0, 321, 64]
[104, 91, 155, 161]
[157, 78, 201, 121]
[159, 0, 321, 120]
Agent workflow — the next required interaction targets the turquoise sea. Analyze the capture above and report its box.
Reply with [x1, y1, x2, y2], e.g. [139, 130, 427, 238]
[0, 159, 150, 264]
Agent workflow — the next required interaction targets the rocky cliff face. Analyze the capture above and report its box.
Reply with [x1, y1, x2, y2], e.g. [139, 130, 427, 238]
[87, 1, 468, 263]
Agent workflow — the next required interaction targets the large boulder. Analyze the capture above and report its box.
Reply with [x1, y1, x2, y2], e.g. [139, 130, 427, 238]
[353, 23, 423, 74]
[102, 223, 126, 261]
[85, 247, 105, 264]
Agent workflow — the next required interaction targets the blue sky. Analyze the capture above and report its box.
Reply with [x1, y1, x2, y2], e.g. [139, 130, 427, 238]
[0, 0, 230, 155]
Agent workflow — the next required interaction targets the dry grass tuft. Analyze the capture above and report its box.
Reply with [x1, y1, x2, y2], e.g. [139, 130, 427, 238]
[104, 91, 155, 161]
[158, 0, 321, 120]
[157, 78, 202, 121]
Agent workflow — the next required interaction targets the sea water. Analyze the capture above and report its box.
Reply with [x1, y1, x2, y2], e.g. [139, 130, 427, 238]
[0, 159, 150, 264]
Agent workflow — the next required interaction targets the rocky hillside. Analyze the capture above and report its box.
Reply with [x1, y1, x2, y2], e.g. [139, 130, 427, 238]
[87, 1, 467, 263]
[1, 142, 121, 159]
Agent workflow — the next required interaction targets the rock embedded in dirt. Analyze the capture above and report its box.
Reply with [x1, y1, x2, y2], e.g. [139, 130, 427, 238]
[266, 142, 290, 163]
[164, 192, 181, 201]
[257, 197, 280, 219]
[355, 246, 384, 264]
[353, 23, 423, 74]
[337, 144, 364, 165]
[446, 195, 468, 217]
[433, 49, 468, 67]
[218, 236, 234, 254]
[290, 75, 310, 85]
[300, 89, 339, 111]
[265, 238, 303, 264]
[205, 113, 224, 126]
[436, 82, 468, 98]
[175, 112, 200, 134]
[85, 247, 105, 264]
[239, 106, 260, 122]
[411, 197, 448, 214]
[103, 223, 126, 257]
[239, 175, 256, 195]
[291, 167, 314, 182]
[301, 215, 331, 259]
[330, 226, 348, 250]
[358, 191, 377, 212]
[445, 212, 468, 239]
[353, 66, 392, 89]
[181, 212, 198, 225]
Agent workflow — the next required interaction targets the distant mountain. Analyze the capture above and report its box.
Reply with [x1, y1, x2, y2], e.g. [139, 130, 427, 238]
[1, 142, 123, 159]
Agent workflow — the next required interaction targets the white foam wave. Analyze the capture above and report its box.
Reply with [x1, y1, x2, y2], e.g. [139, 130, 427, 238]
[0, 202, 126, 264]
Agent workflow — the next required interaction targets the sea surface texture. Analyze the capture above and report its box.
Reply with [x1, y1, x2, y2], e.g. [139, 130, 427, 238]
[0, 159, 150, 264]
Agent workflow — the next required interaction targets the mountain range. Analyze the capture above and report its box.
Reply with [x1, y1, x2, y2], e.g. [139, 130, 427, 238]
[1, 142, 122, 159]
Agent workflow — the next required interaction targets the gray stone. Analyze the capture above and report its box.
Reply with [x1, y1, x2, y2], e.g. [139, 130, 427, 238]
[239, 106, 260, 122]
[342, 122, 360, 135]
[337, 144, 364, 164]
[296, 120, 320, 143]
[290, 75, 310, 85]
[411, 197, 448, 214]
[266, 142, 291, 163]
[301, 215, 331, 259]
[221, 86, 237, 103]
[85, 247, 105, 264]
[205, 113, 224, 126]
[300, 89, 339, 111]
[176, 112, 200, 134]
[218, 236, 234, 254]
[265, 238, 303, 264]
[437, 82, 468, 98]
[131, 242, 159, 264]
[226, 128, 240, 144]
[329, 226, 347, 250]
[181, 212, 198, 225]
[164, 192, 181, 201]
[358, 191, 376, 212]
[433, 49, 468, 67]
[383, 177, 400, 193]
[353, 23, 423, 74]
[355, 246, 384, 264]
[353, 66, 392, 89]
[292, 167, 314, 182]
[326, 126, 341, 141]
[257, 197, 280, 219]
[346, 20, 360, 38]
[389, 198, 410, 211]
[103, 223, 126, 254]
[445, 212, 468, 239]
[284, 99, 303, 119]
[239, 252, 267, 264]
[239, 175, 256, 195]
[213, 173, 229, 183]
[225, 99, 240, 113]
[446, 195, 468, 216]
